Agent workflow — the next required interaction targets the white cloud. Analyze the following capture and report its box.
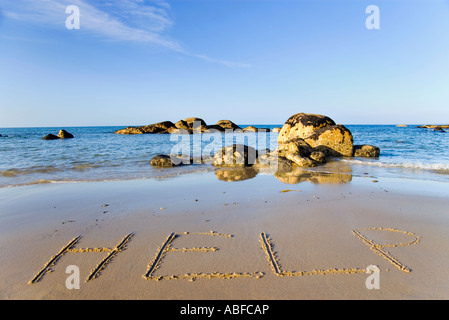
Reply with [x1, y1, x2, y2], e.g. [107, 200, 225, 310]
[1, 0, 251, 67]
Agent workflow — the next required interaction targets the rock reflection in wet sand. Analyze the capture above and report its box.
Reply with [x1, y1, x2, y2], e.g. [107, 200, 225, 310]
[214, 160, 352, 184]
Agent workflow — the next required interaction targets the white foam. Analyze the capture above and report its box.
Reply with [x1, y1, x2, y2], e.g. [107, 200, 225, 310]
[342, 159, 449, 172]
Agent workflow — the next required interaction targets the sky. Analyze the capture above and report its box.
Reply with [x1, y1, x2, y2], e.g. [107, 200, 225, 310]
[0, 0, 449, 127]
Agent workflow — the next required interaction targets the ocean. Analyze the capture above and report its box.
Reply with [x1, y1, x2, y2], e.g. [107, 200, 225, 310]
[0, 125, 448, 188]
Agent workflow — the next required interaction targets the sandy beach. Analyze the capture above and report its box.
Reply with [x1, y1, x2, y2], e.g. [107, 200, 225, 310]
[1, 170, 449, 300]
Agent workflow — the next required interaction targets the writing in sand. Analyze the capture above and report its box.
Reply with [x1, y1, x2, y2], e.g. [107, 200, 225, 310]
[28, 228, 421, 285]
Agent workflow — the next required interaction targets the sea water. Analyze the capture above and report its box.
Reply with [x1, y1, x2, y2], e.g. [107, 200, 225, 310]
[0, 125, 448, 188]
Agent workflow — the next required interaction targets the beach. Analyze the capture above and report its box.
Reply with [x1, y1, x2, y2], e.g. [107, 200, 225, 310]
[1, 170, 449, 300]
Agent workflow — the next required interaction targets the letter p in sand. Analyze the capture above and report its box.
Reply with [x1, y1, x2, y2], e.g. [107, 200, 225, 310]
[353, 228, 421, 273]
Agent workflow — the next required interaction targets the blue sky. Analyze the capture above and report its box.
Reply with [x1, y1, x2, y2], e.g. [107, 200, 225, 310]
[1, 0, 449, 127]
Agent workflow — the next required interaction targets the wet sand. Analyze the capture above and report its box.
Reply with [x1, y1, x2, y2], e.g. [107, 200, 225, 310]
[1, 171, 449, 300]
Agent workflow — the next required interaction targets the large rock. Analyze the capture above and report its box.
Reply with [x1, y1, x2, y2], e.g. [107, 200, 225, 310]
[304, 125, 353, 157]
[278, 113, 336, 144]
[353, 145, 380, 158]
[212, 144, 257, 167]
[57, 130, 74, 139]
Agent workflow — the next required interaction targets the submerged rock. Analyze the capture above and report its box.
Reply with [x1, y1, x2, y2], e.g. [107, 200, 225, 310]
[58, 130, 74, 139]
[42, 134, 60, 140]
[418, 125, 449, 129]
[150, 154, 178, 167]
[353, 145, 381, 158]
[114, 127, 146, 135]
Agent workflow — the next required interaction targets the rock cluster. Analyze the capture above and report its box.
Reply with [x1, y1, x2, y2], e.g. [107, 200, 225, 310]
[115, 118, 271, 135]
[150, 113, 380, 172]
[42, 130, 74, 140]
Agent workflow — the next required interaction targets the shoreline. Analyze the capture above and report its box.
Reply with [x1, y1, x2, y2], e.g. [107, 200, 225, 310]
[1, 171, 449, 299]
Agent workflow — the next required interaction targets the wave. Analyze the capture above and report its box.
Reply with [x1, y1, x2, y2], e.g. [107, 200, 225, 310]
[1, 166, 63, 177]
[342, 159, 449, 173]
[0, 165, 216, 189]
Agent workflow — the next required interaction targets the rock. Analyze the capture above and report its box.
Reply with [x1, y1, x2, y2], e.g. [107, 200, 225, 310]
[253, 154, 293, 173]
[434, 126, 446, 132]
[275, 113, 356, 166]
[272, 127, 282, 133]
[150, 154, 179, 167]
[309, 150, 327, 163]
[184, 117, 207, 128]
[174, 120, 191, 131]
[140, 121, 176, 134]
[212, 144, 257, 167]
[243, 126, 258, 132]
[304, 125, 354, 157]
[169, 154, 214, 165]
[205, 125, 225, 132]
[284, 152, 317, 168]
[418, 125, 449, 129]
[216, 120, 242, 131]
[353, 145, 381, 158]
[396, 125, 407, 127]
[272, 138, 320, 167]
[278, 113, 336, 144]
[57, 130, 74, 139]
[114, 127, 145, 135]
[166, 127, 191, 134]
[181, 118, 207, 133]
[276, 138, 312, 156]
[242, 126, 270, 132]
[42, 134, 60, 140]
